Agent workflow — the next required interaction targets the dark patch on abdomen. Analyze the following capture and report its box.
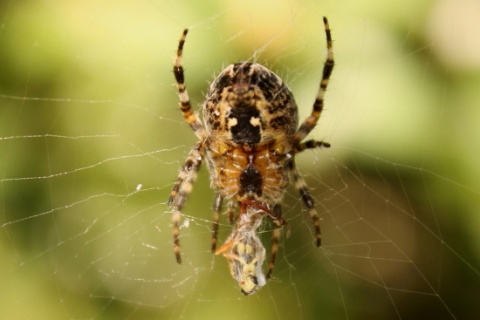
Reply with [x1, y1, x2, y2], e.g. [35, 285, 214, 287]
[239, 163, 262, 197]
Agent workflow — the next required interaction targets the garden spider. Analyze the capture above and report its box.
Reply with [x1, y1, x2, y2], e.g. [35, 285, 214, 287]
[168, 17, 334, 293]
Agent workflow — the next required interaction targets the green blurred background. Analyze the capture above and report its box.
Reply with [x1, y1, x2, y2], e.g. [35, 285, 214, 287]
[1, 0, 479, 319]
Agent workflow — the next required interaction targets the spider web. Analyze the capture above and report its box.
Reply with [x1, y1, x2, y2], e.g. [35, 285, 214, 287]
[1, 1, 479, 319]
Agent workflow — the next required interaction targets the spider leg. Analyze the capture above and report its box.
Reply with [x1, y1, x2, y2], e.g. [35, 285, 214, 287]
[212, 199, 239, 253]
[289, 160, 322, 247]
[169, 142, 204, 264]
[214, 228, 238, 255]
[295, 17, 334, 141]
[267, 204, 283, 279]
[211, 193, 223, 253]
[174, 28, 205, 138]
[295, 139, 331, 152]
[226, 201, 237, 225]
[263, 203, 291, 238]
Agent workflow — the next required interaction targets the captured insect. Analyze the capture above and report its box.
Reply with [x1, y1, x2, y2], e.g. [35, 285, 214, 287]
[168, 17, 334, 294]
[214, 203, 268, 295]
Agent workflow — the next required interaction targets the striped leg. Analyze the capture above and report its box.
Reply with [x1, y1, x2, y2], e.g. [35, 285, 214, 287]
[291, 17, 332, 246]
[211, 193, 223, 253]
[266, 204, 283, 279]
[295, 17, 334, 141]
[289, 160, 322, 247]
[168, 142, 204, 263]
[295, 139, 331, 152]
[226, 200, 236, 225]
[171, 28, 208, 263]
[211, 200, 237, 253]
[173, 28, 205, 138]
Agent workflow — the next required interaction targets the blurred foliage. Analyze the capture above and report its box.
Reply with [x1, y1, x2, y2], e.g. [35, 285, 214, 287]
[0, 0, 479, 319]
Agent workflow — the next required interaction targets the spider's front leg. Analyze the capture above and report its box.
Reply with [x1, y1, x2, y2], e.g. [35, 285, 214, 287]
[168, 141, 205, 264]
[295, 16, 334, 142]
[173, 28, 205, 138]
[287, 17, 334, 248]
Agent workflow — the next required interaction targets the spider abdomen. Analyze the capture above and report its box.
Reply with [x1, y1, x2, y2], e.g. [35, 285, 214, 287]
[203, 62, 297, 202]
[203, 62, 299, 146]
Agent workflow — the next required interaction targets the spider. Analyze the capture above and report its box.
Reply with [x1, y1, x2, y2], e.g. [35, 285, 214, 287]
[168, 16, 334, 292]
